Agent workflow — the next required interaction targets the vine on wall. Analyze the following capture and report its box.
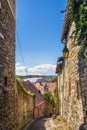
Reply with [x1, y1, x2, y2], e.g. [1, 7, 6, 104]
[68, 0, 87, 57]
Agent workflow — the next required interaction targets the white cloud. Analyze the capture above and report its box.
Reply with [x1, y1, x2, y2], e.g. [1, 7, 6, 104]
[16, 63, 56, 76]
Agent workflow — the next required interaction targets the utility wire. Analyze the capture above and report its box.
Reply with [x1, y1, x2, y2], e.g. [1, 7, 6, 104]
[16, 32, 25, 67]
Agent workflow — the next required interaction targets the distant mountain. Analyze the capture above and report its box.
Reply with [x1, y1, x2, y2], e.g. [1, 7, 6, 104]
[16, 75, 57, 79]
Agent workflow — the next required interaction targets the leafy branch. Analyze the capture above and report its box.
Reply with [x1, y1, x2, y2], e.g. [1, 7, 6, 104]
[68, 0, 87, 56]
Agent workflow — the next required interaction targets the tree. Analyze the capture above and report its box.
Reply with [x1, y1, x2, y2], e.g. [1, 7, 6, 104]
[68, 0, 87, 58]
[43, 92, 56, 107]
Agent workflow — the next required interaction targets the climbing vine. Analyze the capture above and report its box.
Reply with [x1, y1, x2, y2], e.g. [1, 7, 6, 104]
[68, 0, 87, 56]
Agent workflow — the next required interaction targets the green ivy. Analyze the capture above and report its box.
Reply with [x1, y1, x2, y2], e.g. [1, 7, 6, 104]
[43, 92, 56, 107]
[68, 0, 87, 56]
[17, 78, 35, 97]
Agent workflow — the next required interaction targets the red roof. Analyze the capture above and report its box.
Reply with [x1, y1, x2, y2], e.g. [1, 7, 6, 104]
[35, 82, 57, 96]
[21, 80, 45, 107]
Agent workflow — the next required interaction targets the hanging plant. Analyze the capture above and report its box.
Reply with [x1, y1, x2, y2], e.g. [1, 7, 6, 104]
[68, 0, 87, 57]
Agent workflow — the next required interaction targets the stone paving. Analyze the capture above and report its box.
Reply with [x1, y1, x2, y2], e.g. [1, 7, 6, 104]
[25, 116, 74, 130]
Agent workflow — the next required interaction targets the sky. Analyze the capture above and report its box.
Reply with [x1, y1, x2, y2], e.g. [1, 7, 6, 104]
[16, 0, 67, 75]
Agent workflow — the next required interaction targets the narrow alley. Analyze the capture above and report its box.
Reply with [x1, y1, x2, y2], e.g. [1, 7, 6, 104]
[1, 0, 87, 130]
[25, 117, 74, 130]
[25, 118, 47, 130]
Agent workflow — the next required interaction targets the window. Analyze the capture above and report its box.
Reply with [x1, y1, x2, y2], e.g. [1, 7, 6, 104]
[4, 77, 8, 87]
[68, 79, 71, 96]
[76, 81, 80, 99]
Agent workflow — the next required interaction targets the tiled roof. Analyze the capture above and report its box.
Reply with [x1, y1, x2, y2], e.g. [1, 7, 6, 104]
[46, 82, 57, 96]
[61, 7, 71, 41]
[57, 56, 64, 62]
[36, 78, 49, 83]
[21, 80, 45, 107]
[35, 82, 57, 96]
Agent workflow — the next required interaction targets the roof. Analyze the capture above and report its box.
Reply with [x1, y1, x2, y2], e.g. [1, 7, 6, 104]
[35, 82, 57, 96]
[61, 7, 71, 41]
[57, 56, 64, 62]
[24, 78, 42, 83]
[21, 80, 45, 107]
[36, 77, 49, 83]
[46, 82, 57, 96]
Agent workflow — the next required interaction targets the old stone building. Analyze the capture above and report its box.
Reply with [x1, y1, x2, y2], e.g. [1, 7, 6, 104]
[0, 0, 18, 129]
[0, 1, 35, 129]
[56, 4, 87, 130]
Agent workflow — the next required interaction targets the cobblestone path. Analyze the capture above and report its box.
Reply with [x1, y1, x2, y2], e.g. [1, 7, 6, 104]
[25, 116, 74, 130]
[26, 118, 48, 130]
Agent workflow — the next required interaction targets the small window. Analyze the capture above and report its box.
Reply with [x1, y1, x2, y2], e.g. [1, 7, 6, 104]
[68, 79, 71, 96]
[4, 77, 8, 87]
[76, 81, 80, 99]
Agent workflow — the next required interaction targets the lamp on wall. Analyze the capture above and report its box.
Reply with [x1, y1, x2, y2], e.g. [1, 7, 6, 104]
[62, 45, 69, 58]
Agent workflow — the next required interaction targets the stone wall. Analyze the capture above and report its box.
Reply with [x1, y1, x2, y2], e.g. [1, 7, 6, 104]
[58, 22, 84, 130]
[0, 1, 35, 129]
[45, 101, 53, 117]
[0, 0, 18, 129]
[17, 80, 35, 130]
[58, 68, 64, 116]
[79, 49, 87, 126]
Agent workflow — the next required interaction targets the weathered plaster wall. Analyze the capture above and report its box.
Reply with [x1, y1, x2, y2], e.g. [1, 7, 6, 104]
[17, 81, 35, 130]
[34, 102, 46, 118]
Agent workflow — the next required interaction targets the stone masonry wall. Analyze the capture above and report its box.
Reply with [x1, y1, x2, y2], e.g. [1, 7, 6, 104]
[0, 0, 19, 129]
[0, 1, 35, 129]
[79, 49, 87, 125]
[63, 22, 84, 130]
[58, 22, 84, 130]
[58, 71, 64, 116]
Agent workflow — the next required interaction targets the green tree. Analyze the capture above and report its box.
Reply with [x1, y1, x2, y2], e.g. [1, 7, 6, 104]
[68, 0, 87, 57]
[43, 92, 56, 107]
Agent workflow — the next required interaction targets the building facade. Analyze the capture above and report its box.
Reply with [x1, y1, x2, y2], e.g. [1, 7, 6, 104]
[0, 0, 18, 129]
[21, 80, 46, 119]
[57, 7, 87, 130]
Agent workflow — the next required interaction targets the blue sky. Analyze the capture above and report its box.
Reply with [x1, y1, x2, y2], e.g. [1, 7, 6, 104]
[16, 0, 67, 75]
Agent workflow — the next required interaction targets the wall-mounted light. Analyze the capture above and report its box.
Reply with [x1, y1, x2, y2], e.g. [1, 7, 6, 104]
[62, 45, 69, 58]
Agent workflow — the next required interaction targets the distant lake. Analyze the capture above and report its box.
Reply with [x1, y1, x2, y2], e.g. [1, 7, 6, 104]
[23, 77, 42, 83]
